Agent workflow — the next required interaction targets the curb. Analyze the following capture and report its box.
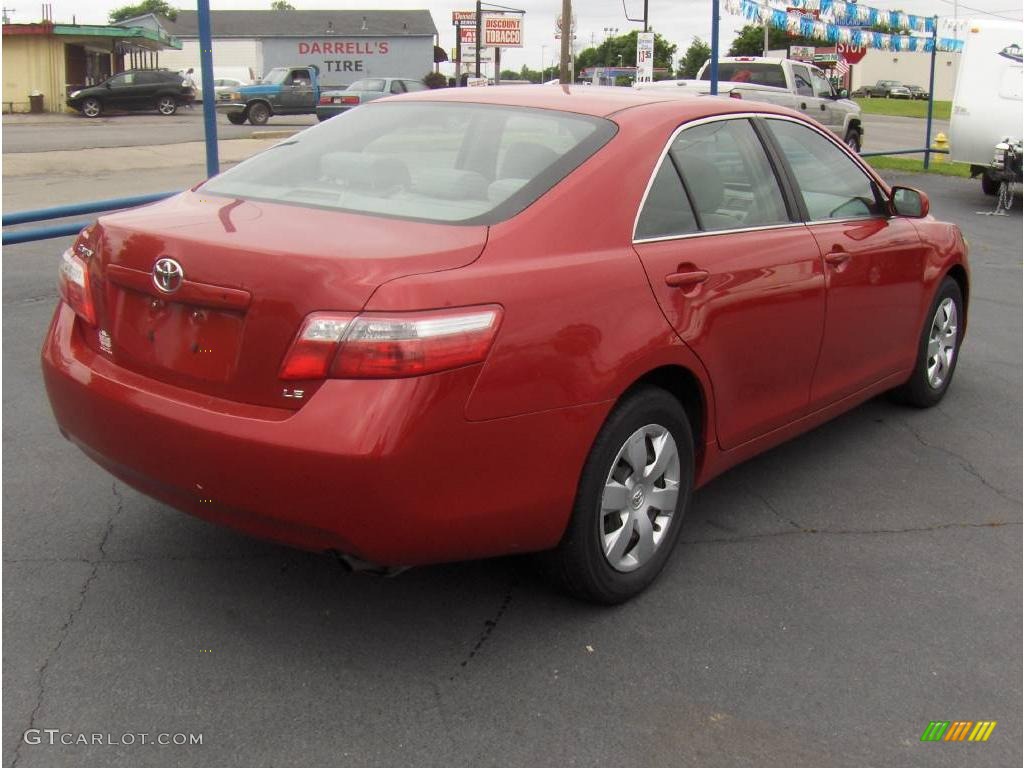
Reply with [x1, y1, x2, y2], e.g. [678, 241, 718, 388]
[249, 130, 300, 140]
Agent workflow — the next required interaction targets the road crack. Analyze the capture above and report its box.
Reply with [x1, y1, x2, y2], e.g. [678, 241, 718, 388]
[450, 581, 515, 681]
[10, 480, 124, 768]
[888, 416, 1021, 505]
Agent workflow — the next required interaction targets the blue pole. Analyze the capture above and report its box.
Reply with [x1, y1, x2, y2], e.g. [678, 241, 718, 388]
[2, 192, 176, 226]
[197, 0, 219, 177]
[924, 16, 938, 169]
[710, 0, 720, 95]
[2, 221, 94, 245]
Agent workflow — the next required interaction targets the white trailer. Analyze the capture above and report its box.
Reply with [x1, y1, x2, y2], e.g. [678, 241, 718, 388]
[949, 19, 1023, 194]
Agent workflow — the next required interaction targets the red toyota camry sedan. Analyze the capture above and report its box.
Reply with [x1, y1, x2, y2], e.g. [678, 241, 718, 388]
[43, 86, 969, 603]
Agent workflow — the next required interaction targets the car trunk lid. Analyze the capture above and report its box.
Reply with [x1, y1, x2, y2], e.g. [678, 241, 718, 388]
[82, 192, 487, 409]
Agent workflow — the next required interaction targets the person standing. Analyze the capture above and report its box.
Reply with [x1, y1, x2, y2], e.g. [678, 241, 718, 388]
[182, 67, 196, 109]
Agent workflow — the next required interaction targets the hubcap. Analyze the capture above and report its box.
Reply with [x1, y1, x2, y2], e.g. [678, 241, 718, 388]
[84, 101, 99, 117]
[599, 424, 681, 573]
[926, 297, 958, 389]
[158, 98, 174, 114]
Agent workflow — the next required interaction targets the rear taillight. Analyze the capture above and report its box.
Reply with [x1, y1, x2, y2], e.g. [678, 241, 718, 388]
[728, 91, 742, 99]
[279, 306, 502, 380]
[341, 95, 360, 104]
[58, 247, 96, 325]
[318, 95, 332, 104]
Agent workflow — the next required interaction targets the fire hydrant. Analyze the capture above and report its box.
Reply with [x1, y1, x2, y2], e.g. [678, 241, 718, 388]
[932, 132, 949, 164]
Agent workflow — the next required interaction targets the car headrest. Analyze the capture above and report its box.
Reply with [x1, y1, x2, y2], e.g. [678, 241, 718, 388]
[499, 142, 560, 180]
[321, 152, 410, 195]
[677, 153, 725, 214]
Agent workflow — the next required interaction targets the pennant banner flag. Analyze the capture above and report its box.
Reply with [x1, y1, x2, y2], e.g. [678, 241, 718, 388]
[724, 0, 965, 53]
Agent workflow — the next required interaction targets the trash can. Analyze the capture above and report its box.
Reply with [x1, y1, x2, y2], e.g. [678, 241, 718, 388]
[28, 91, 44, 113]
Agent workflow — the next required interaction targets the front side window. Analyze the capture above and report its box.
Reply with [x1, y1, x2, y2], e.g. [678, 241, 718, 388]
[390, 80, 407, 94]
[767, 119, 884, 220]
[201, 102, 615, 225]
[109, 73, 133, 86]
[810, 69, 833, 98]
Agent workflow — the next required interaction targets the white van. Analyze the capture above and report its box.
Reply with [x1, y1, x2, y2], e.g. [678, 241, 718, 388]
[949, 19, 1023, 194]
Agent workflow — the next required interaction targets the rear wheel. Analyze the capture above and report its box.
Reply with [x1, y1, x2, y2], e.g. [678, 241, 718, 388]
[226, 112, 247, 125]
[81, 97, 101, 118]
[890, 277, 963, 408]
[156, 96, 177, 116]
[543, 387, 694, 604]
[981, 171, 1000, 196]
[247, 102, 270, 125]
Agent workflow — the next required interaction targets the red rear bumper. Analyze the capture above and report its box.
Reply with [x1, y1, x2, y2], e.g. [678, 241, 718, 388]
[42, 303, 608, 565]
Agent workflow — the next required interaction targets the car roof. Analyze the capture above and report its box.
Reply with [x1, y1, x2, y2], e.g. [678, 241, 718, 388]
[393, 84, 787, 120]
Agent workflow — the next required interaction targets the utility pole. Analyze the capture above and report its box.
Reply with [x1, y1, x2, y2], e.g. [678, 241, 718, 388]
[763, 22, 769, 56]
[475, 0, 483, 78]
[559, 0, 571, 83]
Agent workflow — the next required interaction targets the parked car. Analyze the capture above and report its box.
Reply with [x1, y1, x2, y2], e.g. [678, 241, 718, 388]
[865, 79, 905, 97]
[950, 18, 1024, 195]
[888, 84, 913, 99]
[217, 65, 321, 125]
[66, 69, 193, 118]
[43, 87, 969, 603]
[906, 85, 929, 100]
[193, 77, 253, 103]
[638, 57, 864, 151]
[316, 77, 429, 121]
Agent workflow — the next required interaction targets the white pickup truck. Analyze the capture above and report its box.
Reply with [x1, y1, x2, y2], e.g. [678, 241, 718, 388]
[637, 57, 864, 152]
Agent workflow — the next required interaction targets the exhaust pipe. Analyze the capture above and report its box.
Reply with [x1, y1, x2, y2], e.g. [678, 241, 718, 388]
[330, 550, 409, 578]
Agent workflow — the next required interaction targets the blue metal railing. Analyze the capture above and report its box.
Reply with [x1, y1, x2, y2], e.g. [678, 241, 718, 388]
[2, 192, 178, 245]
[860, 148, 949, 159]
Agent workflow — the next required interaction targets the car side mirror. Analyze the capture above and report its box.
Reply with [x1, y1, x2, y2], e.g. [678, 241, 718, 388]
[891, 186, 929, 218]
[105, 82, 112, 89]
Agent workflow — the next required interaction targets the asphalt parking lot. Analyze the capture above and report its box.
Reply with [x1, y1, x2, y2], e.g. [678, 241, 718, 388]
[2, 171, 1021, 767]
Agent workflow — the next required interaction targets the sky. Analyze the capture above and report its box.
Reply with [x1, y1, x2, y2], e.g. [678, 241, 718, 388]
[17, 0, 1024, 73]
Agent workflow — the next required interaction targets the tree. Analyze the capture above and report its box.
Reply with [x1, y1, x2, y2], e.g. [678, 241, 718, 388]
[728, 24, 817, 56]
[108, 0, 177, 23]
[271, 0, 295, 9]
[575, 30, 677, 80]
[677, 37, 711, 79]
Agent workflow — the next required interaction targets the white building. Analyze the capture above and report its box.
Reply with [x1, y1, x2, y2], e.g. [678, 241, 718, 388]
[126, 9, 438, 89]
[848, 48, 960, 100]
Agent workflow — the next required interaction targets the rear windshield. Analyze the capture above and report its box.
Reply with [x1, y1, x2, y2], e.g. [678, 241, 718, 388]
[200, 102, 616, 225]
[348, 79, 386, 92]
[700, 63, 786, 88]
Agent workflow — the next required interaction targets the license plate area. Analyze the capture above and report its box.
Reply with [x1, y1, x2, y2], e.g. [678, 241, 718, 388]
[110, 288, 244, 383]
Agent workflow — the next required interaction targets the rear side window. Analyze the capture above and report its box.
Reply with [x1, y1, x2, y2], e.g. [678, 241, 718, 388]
[201, 102, 615, 225]
[792, 66, 813, 97]
[635, 160, 699, 239]
[767, 119, 884, 220]
[390, 80, 407, 94]
[670, 119, 790, 232]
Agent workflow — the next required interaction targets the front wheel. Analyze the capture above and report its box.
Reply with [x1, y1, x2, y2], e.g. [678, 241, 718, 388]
[156, 96, 177, 116]
[845, 128, 862, 153]
[890, 277, 964, 408]
[81, 98, 101, 118]
[247, 102, 270, 125]
[543, 387, 694, 604]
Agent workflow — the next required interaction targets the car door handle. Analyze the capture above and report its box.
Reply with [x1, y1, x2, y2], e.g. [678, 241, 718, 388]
[800, 102, 807, 109]
[824, 252, 850, 266]
[820, 103, 826, 111]
[665, 269, 710, 288]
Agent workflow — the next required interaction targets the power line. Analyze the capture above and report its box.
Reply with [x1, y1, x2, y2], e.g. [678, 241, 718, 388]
[935, 0, 1023, 21]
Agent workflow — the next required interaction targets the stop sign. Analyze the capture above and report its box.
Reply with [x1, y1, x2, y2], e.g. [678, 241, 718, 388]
[837, 43, 867, 64]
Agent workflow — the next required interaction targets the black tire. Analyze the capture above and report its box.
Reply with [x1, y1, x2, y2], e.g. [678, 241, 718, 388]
[845, 127, 862, 153]
[890, 277, 964, 408]
[981, 171, 1000, 196]
[247, 102, 270, 125]
[81, 97, 102, 118]
[226, 112, 247, 125]
[542, 387, 694, 604]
